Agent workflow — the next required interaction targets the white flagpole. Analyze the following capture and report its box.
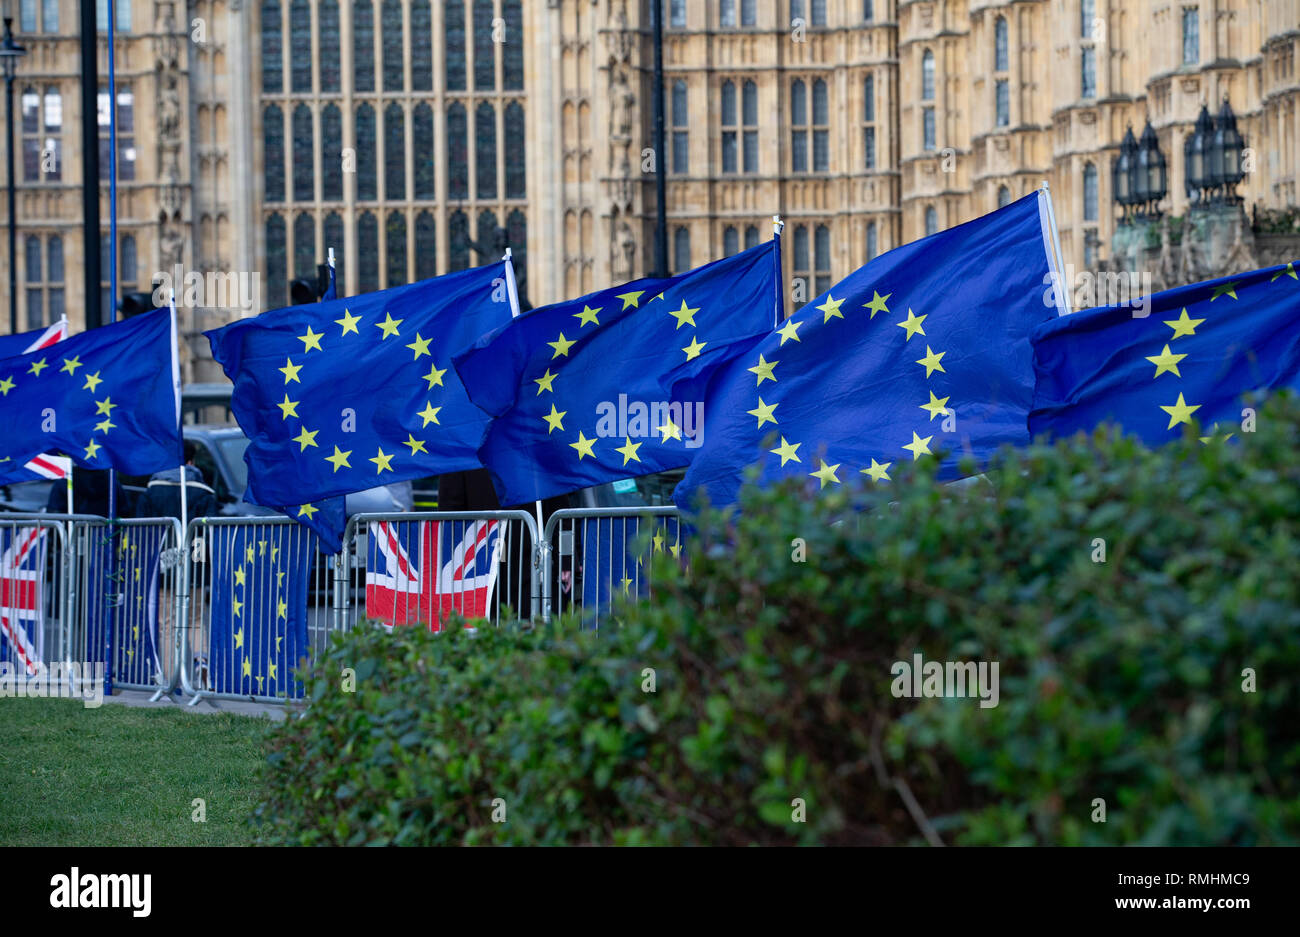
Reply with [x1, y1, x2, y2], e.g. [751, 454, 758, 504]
[169, 289, 188, 532]
[65, 464, 73, 515]
[1038, 180, 1073, 316]
[502, 248, 544, 535]
[771, 213, 785, 327]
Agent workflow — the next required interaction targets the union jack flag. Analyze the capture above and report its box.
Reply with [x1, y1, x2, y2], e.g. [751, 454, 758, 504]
[0, 319, 70, 486]
[0, 525, 49, 676]
[365, 519, 501, 630]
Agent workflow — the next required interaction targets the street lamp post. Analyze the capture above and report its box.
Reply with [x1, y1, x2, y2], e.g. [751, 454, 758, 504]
[0, 17, 27, 336]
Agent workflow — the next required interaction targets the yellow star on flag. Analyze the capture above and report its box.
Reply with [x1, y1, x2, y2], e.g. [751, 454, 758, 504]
[234, 627, 244, 649]
[652, 531, 664, 553]
[1164, 308, 1205, 340]
[1271, 261, 1297, 282]
[615, 437, 643, 464]
[548, 333, 576, 358]
[246, 545, 255, 563]
[669, 542, 682, 559]
[534, 368, 557, 394]
[747, 397, 778, 428]
[82, 370, 102, 392]
[370, 448, 394, 473]
[298, 326, 324, 353]
[335, 308, 361, 335]
[1209, 281, 1238, 301]
[93, 418, 115, 434]
[896, 309, 927, 341]
[241, 658, 252, 678]
[919, 390, 951, 421]
[276, 394, 299, 419]
[234, 567, 246, 587]
[816, 294, 844, 323]
[668, 301, 699, 330]
[748, 354, 778, 385]
[915, 345, 946, 378]
[770, 436, 801, 466]
[682, 336, 707, 360]
[570, 431, 596, 460]
[297, 503, 318, 519]
[1198, 423, 1235, 444]
[292, 426, 318, 450]
[268, 658, 279, 681]
[406, 333, 433, 360]
[861, 459, 891, 482]
[777, 319, 802, 345]
[59, 355, 82, 375]
[375, 312, 403, 338]
[574, 305, 601, 327]
[658, 419, 682, 442]
[28, 358, 47, 376]
[279, 358, 302, 384]
[232, 596, 243, 617]
[83, 439, 102, 460]
[0, 376, 14, 396]
[402, 433, 427, 455]
[1145, 344, 1187, 379]
[95, 397, 117, 416]
[810, 460, 841, 488]
[277, 598, 288, 620]
[417, 402, 442, 427]
[1160, 392, 1200, 429]
[903, 431, 933, 460]
[615, 290, 645, 309]
[422, 363, 447, 389]
[864, 291, 891, 318]
[543, 404, 566, 434]
[324, 446, 352, 472]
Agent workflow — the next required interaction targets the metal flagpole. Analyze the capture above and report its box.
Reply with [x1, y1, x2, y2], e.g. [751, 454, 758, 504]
[65, 465, 73, 514]
[1038, 180, 1072, 316]
[771, 214, 785, 327]
[103, 0, 122, 699]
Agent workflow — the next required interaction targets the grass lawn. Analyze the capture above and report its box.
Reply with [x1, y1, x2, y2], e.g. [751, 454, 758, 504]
[0, 699, 268, 846]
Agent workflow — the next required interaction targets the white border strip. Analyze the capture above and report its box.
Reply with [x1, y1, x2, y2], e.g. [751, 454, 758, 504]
[1037, 184, 1072, 317]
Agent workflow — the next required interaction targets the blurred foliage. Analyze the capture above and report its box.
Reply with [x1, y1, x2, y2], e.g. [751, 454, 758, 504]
[257, 395, 1300, 845]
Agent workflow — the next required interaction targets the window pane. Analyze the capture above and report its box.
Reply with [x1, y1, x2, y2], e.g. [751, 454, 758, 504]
[742, 0, 756, 26]
[355, 104, 376, 200]
[1083, 164, 1098, 221]
[673, 227, 690, 274]
[410, 1, 432, 90]
[813, 129, 828, 171]
[925, 207, 937, 236]
[473, 0, 495, 90]
[324, 212, 345, 282]
[386, 211, 407, 287]
[264, 105, 285, 201]
[357, 212, 379, 293]
[721, 81, 736, 126]
[864, 126, 875, 169]
[923, 108, 935, 150]
[415, 210, 437, 280]
[723, 226, 738, 256]
[721, 0, 735, 28]
[445, 0, 466, 91]
[922, 50, 934, 100]
[743, 80, 757, 125]
[413, 104, 435, 199]
[811, 0, 826, 27]
[262, 1, 282, 93]
[1081, 48, 1096, 98]
[507, 209, 527, 299]
[43, 89, 61, 133]
[48, 288, 64, 323]
[266, 214, 287, 307]
[20, 0, 36, 33]
[995, 17, 1008, 72]
[382, 0, 405, 92]
[291, 0, 312, 92]
[322, 104, 343, 200]
[863, 0, 872, 23]
[792, 129, 806, 172]
[447, 103, 468, 199]
[672, 80, 688, 127]
[793, 225, 808, 268]
[475, 101, 497, 199]
[998, 185, 1011, 208]
[24, 236, 41, 283]
[722, 132, 736, 173]
[790, 0, 804, 23]
[743, 130, 758, 173]
[26, 290, 43, 330]
[815, 225, 830, 270]
[385, 103, 406, 200]
[120, 235, 135, 283]
[1081, 0, 1095, 37]
[294, 212, 316, 278]
[864, 75, 874, 121]
[744, 225, 759, 249]
[1183, 9, 1199, 64]
[353, 0, 374, 92]
[670, 0, 685, 28]
[791, 79, 805, 125]
[293, 104, 314, 201]
[503, 0, 524, 90]
[21, 89, 39, 134]
[672, 131, 688, 174]
[996, 79, 1009, 127]
[866, 221, 877, 259]
[320, 1, 341, 92]
[47, 235, 64, 282]
[505, 101, 526, 198]
[812, 81, 827, 124]
[448, 210, 470, 271]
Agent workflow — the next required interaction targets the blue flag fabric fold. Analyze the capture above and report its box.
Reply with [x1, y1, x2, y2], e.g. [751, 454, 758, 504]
[1030, 260, 1300, 444]
[454, 240, 782, 506]
[0, 310, 180, 476]
[205, 262, 514, 509]
[674, 192, 1060, 510]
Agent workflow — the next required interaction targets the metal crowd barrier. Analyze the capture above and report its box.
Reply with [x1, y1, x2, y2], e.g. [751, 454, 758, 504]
[541, 507, 682, 627]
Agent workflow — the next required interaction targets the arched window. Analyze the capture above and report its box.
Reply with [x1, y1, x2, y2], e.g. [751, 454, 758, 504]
[995, 16, 1008, 72]
[741, 81, 758, 172]
[355, 104, 376, 200]
[290, 0, 312, 92]
[384, 103, 405, 200]
[866, 221, 877, 260]
[264, 105, 285, 201]
[503, 0, 524, 90]
[387, 211, 407, 287]
[382, 0, 404, 91]
[261, 1, 282, 93]
[998, 185, 1011, 208]
[476, 101, 497, 199]
[292, 104, 314, 201]
[814, 224, 831, 294]
[505, 102, 526, 198]
[413, 104, 435, 199]
[744, 225, 760, 249]
[447, 103, 468, 199]
[791, 79, 807, 171]
[24, 86, 62, 182]
[791, 224, 810, 307]
[324, 212, 344, 283]
[473, 0, 495, 90]
[721, 80, 737, 173]
[671, 80, 688, 174]
[445, 0, 465, 90]
[921, 49, 935, 101]
[507, 209, 527, 300]
[812, 81, 828, 171]
[322, 104, 343, 201]
[1083, 162, 1099, 221]
[723, 225, 739, 256]
[357, 211, 379, 292]
[294, 212, 315, 278]
[410, 0, 432, 90]
[448, 210, 470, 271]
[863, 74, 876, 170]
[415, 210, 437, 280]
[924, 206, 938, 236]
[319, 1, 340, 92]
[24, 235, 42, 327]
[353, 1, 374, 92]
[673, 227, 691, 274]
[266, 213, 287, 307]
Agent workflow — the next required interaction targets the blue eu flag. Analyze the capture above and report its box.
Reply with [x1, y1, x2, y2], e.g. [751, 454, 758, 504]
[205, 262, 515, 510]
[0, 310, 181, 476]
[1030, 261, 1300, 444]
[454, 239, 783, 506]
[674, 192, 1063, 510]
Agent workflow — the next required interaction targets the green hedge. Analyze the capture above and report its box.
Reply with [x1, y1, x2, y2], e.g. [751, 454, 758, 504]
[257, 395, 1300, 845]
